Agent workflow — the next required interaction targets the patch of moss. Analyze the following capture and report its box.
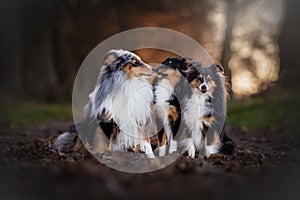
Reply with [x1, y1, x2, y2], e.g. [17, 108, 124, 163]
[1, 93, 299, 133]
[0, 103, 72, 123]
[227, 93, 300, 132]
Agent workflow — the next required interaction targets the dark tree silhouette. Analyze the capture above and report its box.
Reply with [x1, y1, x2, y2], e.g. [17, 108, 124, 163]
[279, 0, 300, 91]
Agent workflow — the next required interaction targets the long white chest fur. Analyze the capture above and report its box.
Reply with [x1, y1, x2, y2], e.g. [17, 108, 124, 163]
[154, 79, 174, 124]
[93, 78, 154, 152]
[155, 79, 174, 104]
[183, 92, 211, 149]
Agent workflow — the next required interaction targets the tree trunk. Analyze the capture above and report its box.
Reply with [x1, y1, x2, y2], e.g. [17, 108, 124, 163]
[0, 0, 23, 98]
[21, 0, 62, 101]
[278, 0, 300, 91]
[220, 0, 236, 83]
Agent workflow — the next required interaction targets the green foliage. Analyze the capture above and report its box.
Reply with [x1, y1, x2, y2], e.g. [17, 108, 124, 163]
[0, 103, 72, 123]
[1, 93, 299, 133]
[227, 93, 300, 132]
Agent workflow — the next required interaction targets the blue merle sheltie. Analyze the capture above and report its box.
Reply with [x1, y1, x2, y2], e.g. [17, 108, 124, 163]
[84, 49, 156, 158]
[158, 57, 235, 158]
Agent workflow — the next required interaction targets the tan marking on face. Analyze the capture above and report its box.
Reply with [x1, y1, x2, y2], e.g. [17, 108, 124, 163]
[124, 62, 153, 80]
[124, 64, 131, 73]
[191, 79, 200, 89]
[159, 68, 181, 87]
[207, 78, 216, 94]
[146, 72, 158, 84]
[191, 74, 203, 89]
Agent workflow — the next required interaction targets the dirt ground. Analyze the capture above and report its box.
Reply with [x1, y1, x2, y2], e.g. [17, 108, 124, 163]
[0, 120, 299, 200]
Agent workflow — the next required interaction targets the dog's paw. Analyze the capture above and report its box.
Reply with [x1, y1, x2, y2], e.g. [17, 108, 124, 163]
[186, 144, 196, 158]
[168, 139, 177, 154]
[140, 141, 155, 159]
[205, 145, 220, 158]
[178, 138, 195, 158]
[158, 144, 167, 157]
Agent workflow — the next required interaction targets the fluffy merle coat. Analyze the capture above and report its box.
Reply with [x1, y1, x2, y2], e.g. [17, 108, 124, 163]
[84, 49, 156, 158]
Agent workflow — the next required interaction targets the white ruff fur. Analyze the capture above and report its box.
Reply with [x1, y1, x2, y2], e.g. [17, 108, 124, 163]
[90, 78, 154, 158]
[183, 90, 213, 157]
[155, 79, 178, 156]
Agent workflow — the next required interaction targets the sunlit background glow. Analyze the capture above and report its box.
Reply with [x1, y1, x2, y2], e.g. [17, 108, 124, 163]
[73, 0, 286, 98]
[1, 0, 286, 101]
[227, 0, 284, 97]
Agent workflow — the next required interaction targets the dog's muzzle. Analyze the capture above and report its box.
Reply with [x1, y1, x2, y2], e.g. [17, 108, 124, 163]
[200, 83, 208, 93]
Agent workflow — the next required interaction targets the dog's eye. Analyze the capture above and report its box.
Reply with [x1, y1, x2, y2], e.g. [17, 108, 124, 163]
[168, 61, 172, 65]
[206, 75, 212, 82]
[131, 59, 142, 66]
[197, 77, 203, 82]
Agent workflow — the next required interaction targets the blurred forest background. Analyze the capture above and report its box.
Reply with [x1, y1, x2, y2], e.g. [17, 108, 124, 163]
[0, 0, 298, 103]
[0, 1, 300, 199]
[1, 0, 300, 134]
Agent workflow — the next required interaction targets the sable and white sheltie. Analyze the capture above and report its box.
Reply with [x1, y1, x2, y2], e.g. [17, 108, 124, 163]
[159, 57, 235, 158]
[84, 49, 156, 158]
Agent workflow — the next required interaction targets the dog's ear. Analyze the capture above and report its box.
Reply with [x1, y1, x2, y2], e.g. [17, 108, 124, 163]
[215, 63, 225, 74]
[103, 50, 118, 65]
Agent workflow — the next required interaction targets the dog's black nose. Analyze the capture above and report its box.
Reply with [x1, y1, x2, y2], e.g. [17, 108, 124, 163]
[200, 84, 207, 93]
